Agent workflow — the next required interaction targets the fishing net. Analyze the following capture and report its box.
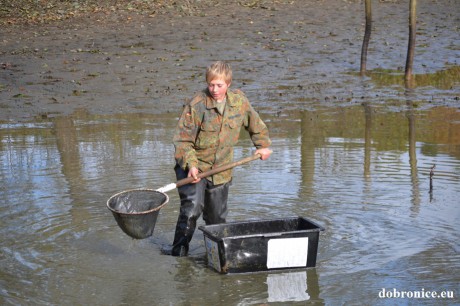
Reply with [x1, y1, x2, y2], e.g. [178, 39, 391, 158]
[107, 189, 169, 239]
[109, 189, 167, 214]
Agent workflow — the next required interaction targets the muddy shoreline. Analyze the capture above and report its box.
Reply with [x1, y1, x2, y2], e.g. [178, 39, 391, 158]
[0, 0, 458, 123]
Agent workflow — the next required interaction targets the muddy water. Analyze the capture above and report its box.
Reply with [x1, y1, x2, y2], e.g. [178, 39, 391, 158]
[1, 104, 459, 305]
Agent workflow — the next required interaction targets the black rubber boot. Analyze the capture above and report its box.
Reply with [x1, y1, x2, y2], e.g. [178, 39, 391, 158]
[171, 215, 197, 257]
[169, 165, 204, 257]
[168, 164, 230, 257]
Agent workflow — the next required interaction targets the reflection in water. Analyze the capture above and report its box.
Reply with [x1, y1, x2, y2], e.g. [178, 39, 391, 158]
[266, 270, 321, 303]
[406, 100, 420, 214]
[267, 272, 310, 302]
[1, 106, 459, 305]
[363, 102, 372, 178]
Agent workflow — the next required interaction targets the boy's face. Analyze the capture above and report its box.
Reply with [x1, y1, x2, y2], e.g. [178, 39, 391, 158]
[208, 78, 230, 102]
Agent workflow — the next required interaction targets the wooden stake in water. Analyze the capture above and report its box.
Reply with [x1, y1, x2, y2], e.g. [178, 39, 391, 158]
[429, 164, 435, 202]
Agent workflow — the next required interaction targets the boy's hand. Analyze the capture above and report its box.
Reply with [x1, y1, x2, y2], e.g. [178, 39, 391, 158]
[255, 148, 272, 160]
[188, 167, 201, 183]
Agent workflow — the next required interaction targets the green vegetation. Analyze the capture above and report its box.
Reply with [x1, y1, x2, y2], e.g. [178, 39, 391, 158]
[364, 66, 460, 90]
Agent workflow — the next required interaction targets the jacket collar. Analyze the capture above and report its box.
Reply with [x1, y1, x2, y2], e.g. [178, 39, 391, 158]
[205, 89, 238, 109]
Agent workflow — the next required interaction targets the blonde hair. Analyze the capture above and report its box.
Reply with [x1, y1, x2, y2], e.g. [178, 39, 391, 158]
[206, 61, 232, 84]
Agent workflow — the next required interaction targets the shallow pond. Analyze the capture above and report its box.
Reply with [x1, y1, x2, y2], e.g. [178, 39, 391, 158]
[1, 104, 459, 305]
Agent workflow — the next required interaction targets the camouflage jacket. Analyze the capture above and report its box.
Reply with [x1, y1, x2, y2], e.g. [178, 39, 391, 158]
[173, 88, 271, 185]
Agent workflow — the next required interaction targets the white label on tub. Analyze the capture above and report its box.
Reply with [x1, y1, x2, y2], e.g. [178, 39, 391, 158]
[204, 237, 221, 272]
[267, 237, 309, 269]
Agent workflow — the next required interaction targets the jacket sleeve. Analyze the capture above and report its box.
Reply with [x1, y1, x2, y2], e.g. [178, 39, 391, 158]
[244, 100, 272, 149]
[173, 102, 200, 170]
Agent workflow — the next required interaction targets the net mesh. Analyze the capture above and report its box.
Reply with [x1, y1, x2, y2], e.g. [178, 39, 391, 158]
[108, 190, 167, 214]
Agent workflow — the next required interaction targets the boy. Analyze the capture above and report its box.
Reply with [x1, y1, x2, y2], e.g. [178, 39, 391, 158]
[170, 61, 272, 256]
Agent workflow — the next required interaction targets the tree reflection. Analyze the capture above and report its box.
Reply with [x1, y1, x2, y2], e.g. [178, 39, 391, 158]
[406, 100, 420, 214]
[54, 110, 92, 230]
[363, 102, 372, 179]
[300, 110, 327, 200]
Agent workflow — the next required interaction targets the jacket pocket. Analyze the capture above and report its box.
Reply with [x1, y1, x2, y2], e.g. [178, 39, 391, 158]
[196, 122, 219, 149]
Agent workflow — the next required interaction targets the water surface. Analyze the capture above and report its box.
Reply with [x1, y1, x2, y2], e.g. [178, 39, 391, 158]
[1, 105, 459, 305]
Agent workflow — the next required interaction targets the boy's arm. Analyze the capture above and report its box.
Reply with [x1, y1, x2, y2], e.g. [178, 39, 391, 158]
[245, 103, 272, 153]
[173, 104, 199, 170]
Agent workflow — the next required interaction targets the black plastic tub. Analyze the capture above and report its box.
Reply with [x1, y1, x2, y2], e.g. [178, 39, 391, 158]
[198, 217, 325, 274]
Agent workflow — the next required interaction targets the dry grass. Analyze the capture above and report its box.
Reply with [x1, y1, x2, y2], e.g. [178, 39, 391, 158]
[0, 0, 199, 25]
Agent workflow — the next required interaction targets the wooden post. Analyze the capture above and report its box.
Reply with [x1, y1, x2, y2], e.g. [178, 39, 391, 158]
[360, 0, 372, 76]
[405, 0, 417, 87]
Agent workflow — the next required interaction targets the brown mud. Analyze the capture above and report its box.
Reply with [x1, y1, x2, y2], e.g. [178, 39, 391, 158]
[0, 0, 459, 122]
